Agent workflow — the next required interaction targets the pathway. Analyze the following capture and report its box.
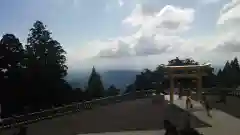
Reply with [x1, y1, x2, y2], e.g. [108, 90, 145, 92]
[2, 94, 240, 135]
[173, 95, 240, 135]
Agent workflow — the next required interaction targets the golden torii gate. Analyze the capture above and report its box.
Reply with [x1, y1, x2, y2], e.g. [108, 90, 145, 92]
[164, 64, 212, 104]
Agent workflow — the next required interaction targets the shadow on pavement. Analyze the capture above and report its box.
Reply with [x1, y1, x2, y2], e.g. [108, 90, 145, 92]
[164, 102, 211, 130]
[2, 95, 211, 135]
[207, 95, 240, 119]
[191, 93, 240, 120]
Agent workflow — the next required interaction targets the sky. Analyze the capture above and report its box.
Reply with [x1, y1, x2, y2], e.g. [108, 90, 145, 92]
[1, 0, 240, 72]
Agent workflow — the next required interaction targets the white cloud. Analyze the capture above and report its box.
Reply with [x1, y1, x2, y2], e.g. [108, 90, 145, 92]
[214, 0, 240, 53]
[200, 0, 222, 4]
[98, 40, 134, 57]
[118, 0, 124, 7]
[67, 1, 240, 71]
[67, 4, 198, 70]
[122, 4, 143, 26]
[123, 5, 195, 34]
[218, 0, 240, 25]
[101, 4, 195, 57]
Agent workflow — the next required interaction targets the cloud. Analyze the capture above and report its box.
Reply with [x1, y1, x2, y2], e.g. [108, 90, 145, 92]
[118, 0, 124, 7]
[95, 4, 195, 58]
[66, 0, 240, 71]
[200, 0, 222, 4]
[98, 40, 134, 57]
[218, 0, 240, 25]
[214, 0, 240, 53]
[123, 4, 194, 33]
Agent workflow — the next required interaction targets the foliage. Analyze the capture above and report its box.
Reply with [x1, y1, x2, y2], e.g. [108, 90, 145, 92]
[24, 20, 69, 109]
[127, 57, 217, 93]
[105, 85, 120, 97]
[0, 34, 25, 116]
[86, 67, 105, 99]
[217, 57, 240, 88]
[167, 57, 199, 66]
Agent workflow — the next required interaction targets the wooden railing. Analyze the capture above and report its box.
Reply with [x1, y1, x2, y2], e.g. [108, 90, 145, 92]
[0, 90, 156, 130]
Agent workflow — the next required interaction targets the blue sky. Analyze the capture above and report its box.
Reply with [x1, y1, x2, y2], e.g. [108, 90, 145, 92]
[1, 0, 240, 71]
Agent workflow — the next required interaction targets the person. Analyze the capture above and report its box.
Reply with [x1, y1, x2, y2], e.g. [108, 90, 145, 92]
[202, 95, 212, 117]
[186, 90, 193, 109]
[163, 120, 178, 135]
[179, 85, 183, 100]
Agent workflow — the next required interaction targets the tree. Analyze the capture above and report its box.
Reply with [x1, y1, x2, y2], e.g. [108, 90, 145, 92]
[168, 57, 198, 66]
[86, 67, 104, 99]
[134, 69, 153, 91]
[221, 61, 232, 87]
[125, 84, 135, 94]
[106, 85, 120, 97]
[25, 21, 68, 109]
[0, 34, 25, 117]
[230, 57, 240, 87]
[69, 88, 85, 102]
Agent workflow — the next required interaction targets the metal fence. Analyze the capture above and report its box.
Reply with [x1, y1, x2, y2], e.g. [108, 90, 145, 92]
[0, 90, 156, 130]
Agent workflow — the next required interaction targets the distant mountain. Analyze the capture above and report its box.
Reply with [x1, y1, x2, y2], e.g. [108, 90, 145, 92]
[66, 70, 141, 91]
[101, 70, 140, 89]
[66, 64, 224, 91]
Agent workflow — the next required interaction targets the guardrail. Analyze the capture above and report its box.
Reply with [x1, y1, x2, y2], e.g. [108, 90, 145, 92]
[0, 90, 156, 130]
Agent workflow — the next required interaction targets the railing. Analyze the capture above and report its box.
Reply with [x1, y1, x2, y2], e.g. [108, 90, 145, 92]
[202, 88, 240, 97]
[0, 90, 156, 130]
[1, 88, 240, 130]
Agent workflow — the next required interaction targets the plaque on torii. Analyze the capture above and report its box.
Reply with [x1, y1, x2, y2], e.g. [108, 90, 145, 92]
[163, 63, 212, 104]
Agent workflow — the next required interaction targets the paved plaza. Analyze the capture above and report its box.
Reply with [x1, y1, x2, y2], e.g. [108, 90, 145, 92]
[2, 94, 240, 135]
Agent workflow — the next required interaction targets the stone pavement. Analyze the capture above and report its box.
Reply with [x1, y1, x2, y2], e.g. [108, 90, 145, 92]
[172, 95, 240, 135]
[2, 95, 240, 135]
[84, 95, 240, 135]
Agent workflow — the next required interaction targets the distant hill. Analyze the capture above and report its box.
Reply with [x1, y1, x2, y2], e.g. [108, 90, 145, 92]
[66, 70, 141, 91]
[66, 65, 223, 91]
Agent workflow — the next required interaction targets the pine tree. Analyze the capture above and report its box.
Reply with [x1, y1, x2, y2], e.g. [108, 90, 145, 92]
[230, 57, 240, 87]
[86, 67, 104, 99]
[222, 61, 232, 87]
[25, 21, 68, 108]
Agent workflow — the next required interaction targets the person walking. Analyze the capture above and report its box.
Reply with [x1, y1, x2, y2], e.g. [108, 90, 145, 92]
[186, 90, 193, 109]
[202, 95, 212, 117]
[179, 84, 183, 100]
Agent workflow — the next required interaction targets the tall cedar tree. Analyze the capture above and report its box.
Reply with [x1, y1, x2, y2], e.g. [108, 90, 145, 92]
[25, 21, 68, 109]
[0, 34, 25, 117]
[86, 67, 104, 99]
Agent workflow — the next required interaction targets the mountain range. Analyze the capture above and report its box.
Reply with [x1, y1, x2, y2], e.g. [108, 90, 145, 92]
[66, 69, 141, 90]
[66, 65, 223, 91]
